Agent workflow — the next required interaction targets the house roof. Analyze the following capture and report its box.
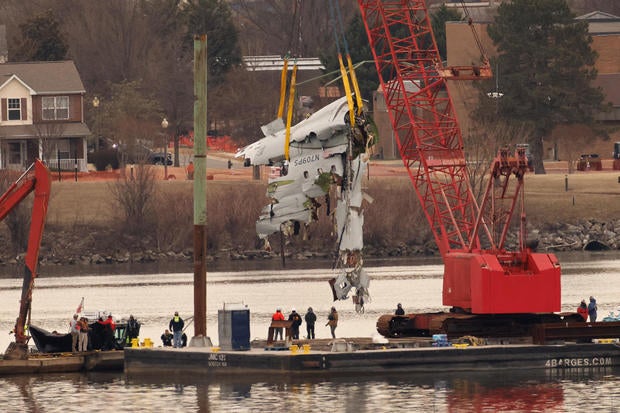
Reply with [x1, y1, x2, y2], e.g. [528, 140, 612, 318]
[575, 11, 620, 35]
[0, 122, 91, 138]
[0, 61, 85, 94]
[576, 11, 620, 20]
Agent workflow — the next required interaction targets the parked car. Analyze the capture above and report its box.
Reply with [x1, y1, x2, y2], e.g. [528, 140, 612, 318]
[148, 152, 173, 165]
[577, 154, 602, 171]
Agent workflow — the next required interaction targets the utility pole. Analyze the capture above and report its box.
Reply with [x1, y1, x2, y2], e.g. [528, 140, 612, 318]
[192, 34, 208, 346]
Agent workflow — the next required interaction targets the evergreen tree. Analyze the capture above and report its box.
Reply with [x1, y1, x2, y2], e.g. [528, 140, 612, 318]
[484, 0, 604, 173]
[184, 0, 242, 87]
[13, 9, 68, 61]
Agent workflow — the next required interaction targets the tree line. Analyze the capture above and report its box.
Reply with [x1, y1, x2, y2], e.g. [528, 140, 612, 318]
[0, 0, 615, 174]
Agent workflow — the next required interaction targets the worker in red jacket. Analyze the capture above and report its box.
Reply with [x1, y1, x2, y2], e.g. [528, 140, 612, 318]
[103, 315, 116, 331]
[272, 307, 285, 340]
[577, 300, 588, 321]
[101, 315, 116, 350]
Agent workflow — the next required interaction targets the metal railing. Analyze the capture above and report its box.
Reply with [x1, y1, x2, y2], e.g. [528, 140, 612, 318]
[48, 158, 87, 172]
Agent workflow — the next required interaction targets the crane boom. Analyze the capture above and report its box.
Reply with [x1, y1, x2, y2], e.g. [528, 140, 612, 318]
[358, 0, 561, 315]
[2, 159, 51, 359]
[358, 0, 482, 255]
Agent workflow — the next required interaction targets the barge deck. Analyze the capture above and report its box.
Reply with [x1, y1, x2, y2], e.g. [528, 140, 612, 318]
[0, 350, 124, 375]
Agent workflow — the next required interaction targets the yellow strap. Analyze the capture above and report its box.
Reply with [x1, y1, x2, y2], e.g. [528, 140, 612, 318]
[346, 54, 363, 115]
[338, 53, 355, 127]
[284, 64, 298, 161]
[277, 59, 289, 118]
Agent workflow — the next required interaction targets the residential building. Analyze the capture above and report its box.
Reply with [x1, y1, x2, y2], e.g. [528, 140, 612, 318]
[0, 60, 90, 171]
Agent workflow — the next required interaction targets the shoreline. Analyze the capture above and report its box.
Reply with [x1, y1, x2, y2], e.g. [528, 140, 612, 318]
[0, 248, 617, 279]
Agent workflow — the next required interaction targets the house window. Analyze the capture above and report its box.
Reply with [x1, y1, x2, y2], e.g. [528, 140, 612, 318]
[8, 98, 21, 120]
[8, 142, 22, 164]
[42, 96, 69, 120]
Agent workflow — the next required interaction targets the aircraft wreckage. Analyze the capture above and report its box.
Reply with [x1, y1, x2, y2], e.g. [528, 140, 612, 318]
[236, 96, 375, 310]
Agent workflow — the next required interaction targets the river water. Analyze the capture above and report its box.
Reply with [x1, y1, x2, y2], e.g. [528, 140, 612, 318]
[1, 251, 620, 412]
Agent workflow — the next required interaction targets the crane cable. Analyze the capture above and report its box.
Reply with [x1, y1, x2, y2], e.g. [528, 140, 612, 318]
[333, 0, 364, 115]
[327, 0, 356, 126]
[459, 0, 490, 66]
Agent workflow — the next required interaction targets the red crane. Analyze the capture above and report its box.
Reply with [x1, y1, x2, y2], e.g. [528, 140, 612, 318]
[1, 160, 51, 359]
[357, 1, 561, 335]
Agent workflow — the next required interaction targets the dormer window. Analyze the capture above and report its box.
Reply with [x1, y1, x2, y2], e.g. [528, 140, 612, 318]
[8, 98, 21, 120]
[42, 96, 69, 120]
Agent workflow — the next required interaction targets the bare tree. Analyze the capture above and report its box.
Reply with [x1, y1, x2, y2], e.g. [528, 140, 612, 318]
[209, 67, 281, 144]
[108, 164, 157, 237]
[34, 123, 66, 166]
[463, 120, 534, 200]
[63, 1, 156, 90]
[551, 124, 597, 173]
[234, 0, 359, 56]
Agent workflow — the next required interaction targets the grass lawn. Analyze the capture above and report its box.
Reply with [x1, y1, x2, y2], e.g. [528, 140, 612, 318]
[45, 165, 620, 229]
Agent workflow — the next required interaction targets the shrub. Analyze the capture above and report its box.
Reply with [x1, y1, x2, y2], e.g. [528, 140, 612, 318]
[90, 149, 120, 171]
[154, 190, 192, 251]
[363, 178, 431, 247]
[206, 182, 267, 250]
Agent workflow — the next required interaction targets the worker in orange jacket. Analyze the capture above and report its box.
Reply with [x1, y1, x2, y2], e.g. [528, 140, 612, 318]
[577, 300, 588, 321]
[272, 307, 285, 340]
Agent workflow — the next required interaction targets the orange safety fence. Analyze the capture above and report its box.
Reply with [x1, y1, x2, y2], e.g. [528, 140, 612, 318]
[171, 131, 238, 153]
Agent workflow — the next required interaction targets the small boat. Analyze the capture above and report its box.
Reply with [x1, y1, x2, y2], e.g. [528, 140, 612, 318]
[29, 325, 73, 353]
[29, 320, 138, 353]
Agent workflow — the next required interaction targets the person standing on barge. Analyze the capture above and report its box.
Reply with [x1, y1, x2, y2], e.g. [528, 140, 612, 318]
[326, 307, 338, 338]
[69, 314, 79, 352]
[577, 300, 588, 321]
[288, 308, 302, 340]
[78, 317, 90, 352]
[102, 315, 116, 350]
[305, 307, 317, 339]
[588, 296, 598, 322]
[271, 307, 285, 340]
[169, 311, 185, 348]
[127, 315, 140, 342]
